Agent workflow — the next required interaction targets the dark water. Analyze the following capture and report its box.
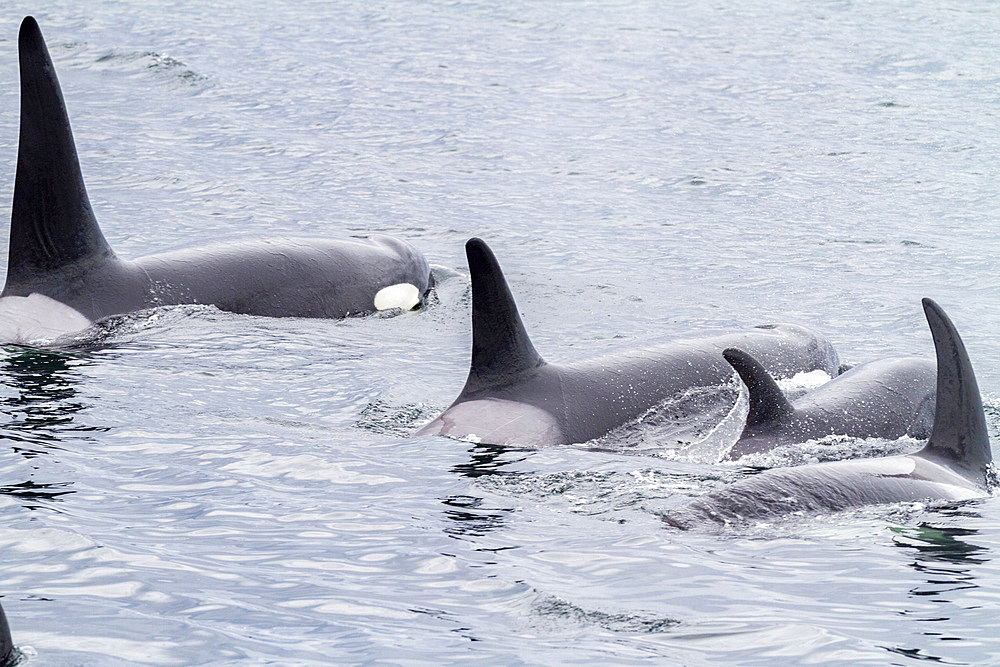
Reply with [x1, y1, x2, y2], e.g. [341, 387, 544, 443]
[0, 1, 999, 664]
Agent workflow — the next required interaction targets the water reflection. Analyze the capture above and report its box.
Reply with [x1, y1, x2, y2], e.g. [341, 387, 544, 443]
[0, 348, 104, 507]
[0, 348, 104, 457]
[450, 443, 529, 479]
[885, 514, 990, 661]
[883, 646, 946, 663]
[0, 480, 74, 501]
[441, 495, 511, 538]
[891, 522, 987, 568]
[441, 444, 526, 538]
[894, 520, 984, 600]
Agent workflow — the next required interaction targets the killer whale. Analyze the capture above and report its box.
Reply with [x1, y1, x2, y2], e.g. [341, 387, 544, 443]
[722, 349, 936, 460]
[416, 238, 839, 446]
[0, 17, 431, 344]
[663, 299, 993, 530]
[0, 600, 12, 666]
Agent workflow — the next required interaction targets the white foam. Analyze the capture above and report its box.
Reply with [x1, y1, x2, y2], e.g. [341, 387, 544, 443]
[776, 368, 832, 393]
[0, 293, 92, 344]
[373, 283, 420, 311]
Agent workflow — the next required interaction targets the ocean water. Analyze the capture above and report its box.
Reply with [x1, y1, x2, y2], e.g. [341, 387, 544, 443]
[0, 0, 999, 664]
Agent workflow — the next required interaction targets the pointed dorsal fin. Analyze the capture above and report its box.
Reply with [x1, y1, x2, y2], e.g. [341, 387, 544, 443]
[723, 348, 795, 428]
[0, 600, 12, 666]
[460, 238, 544, 395]
[918, 298, 992, 482]
[4, 16, 114, 293]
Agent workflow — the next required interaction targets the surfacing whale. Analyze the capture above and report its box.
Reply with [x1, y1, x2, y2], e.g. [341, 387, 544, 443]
[416, 238, 839, 446]
[722, 349, 936, 460]
[663, 299, 994, 530]
[0, 17, 431, 344]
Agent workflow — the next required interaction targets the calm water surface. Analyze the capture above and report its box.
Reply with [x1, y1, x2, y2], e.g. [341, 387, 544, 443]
[0, 0, 999, 664]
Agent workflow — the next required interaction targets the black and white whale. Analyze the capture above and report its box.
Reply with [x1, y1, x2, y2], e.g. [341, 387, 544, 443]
[0, 17, 431, 344]
[416, 238, 839, 446]
[722, 349, 936, 460]
[663, 298, 994, 530]
[0, 600, 12, 667]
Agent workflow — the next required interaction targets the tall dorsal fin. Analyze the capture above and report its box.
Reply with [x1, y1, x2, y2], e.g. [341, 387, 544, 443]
[723, 348, 795, 428]
[460, 238, 544, 394]
[918, 298, 992, 483]
[0, 600, 12, 666]
[4, 16, 114, 293]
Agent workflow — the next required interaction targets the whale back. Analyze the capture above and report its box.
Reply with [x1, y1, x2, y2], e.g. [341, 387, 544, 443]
[3, 16, 115, 296]
[918, 298, 992, 483]
[459, 238, 545, 396]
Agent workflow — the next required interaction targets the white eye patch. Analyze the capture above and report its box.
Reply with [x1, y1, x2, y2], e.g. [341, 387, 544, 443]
[373, 283, 421, 311]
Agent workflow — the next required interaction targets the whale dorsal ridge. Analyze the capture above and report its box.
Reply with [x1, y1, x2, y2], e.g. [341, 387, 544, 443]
[918, 298, 992, 483]
[4, 17, 115, 293]
[723, 347, 795, 428]
[461, 238, 544, 394]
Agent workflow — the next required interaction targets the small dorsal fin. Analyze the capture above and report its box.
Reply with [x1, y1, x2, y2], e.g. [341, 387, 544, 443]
[723, 348, 795, 428]
[0, 600, 12, 666]
[4, 16, 114, 293]
[918, 298, 992, 482]
[460, 238, 544, 394]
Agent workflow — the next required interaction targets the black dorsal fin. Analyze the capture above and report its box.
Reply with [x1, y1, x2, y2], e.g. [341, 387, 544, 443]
[723, 348, 795, 428]
[460, 238, 544, 395]
[4, 16, 114, 293]
[918, 298, 992, 482]
[0, 600, 12, 666]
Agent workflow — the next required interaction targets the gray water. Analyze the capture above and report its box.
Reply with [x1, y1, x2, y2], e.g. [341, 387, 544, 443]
[0, 0, 999, 664]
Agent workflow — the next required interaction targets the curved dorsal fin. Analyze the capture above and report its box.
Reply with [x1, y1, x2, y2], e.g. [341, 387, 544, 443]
[723, 348, 795, 428]
[460, 238, 544, 395]
[918, 298, 992, 482]
[4, 16, 114, 293]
